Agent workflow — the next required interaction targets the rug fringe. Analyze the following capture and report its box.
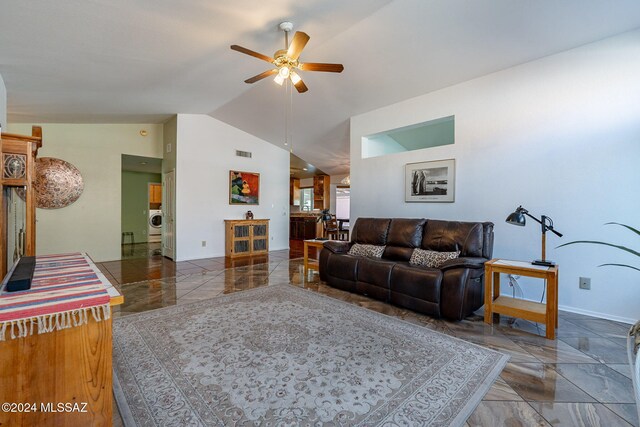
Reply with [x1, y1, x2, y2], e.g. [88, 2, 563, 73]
[0, 304, 112, 341]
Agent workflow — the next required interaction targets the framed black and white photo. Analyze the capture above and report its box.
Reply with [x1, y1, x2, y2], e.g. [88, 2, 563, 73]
[405, 159, 455, 202]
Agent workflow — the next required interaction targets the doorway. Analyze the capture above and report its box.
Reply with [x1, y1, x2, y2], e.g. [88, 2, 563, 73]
[121, 154, 163, 259]
[162, 169, 175, 260]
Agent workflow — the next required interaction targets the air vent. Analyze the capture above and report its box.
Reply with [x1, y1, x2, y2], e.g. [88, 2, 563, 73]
[236, 150, 252, 158]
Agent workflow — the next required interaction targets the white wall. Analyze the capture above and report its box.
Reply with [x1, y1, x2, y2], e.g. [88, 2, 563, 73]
[0, 74, 6, 128]
[7, 123, 163, 262]
[175, 114, 289, 261]
[350, 29, 640, 323]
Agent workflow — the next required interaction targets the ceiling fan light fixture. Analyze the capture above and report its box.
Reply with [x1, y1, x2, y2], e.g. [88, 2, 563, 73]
[290, 71, 301, 84]
[278, 66, 290, 79]
[231, 22, 343, 94]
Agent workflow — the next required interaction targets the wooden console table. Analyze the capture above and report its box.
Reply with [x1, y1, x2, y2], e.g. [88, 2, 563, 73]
[0, 253, 123, 426]
[484, 259, 559, 339]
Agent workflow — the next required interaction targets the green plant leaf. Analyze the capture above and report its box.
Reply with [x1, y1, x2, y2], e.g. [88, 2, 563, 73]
[605, 222, 640, 237]
[598, 263, 640, 272]
[556, 240, 640, 258]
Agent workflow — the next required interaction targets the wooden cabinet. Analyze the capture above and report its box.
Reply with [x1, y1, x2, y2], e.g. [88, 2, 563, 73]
[313, 175, 330, 210]
[290, 178, 300, 206]
[225, 219, 269, 258]
[290, 216, 320, 240]
[149, 183, 162, 204]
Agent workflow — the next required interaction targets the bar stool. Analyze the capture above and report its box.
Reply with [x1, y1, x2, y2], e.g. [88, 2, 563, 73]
[122, 232, 135, 245]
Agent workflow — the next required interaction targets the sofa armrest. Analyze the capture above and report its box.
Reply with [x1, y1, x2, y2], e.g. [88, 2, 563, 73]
[440, 257, 488, 271]
[323, 241, 351, 254]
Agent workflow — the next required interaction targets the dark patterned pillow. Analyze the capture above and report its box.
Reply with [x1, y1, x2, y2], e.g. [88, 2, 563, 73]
[348, 243, 386, 258]
[409, 248, 460, 268]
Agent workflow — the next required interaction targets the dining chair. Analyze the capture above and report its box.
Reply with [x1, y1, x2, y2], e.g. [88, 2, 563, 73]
[323, 215, 348, 240]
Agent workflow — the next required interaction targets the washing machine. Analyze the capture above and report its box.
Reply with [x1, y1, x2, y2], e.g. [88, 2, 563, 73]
[148, 209, 162, 243]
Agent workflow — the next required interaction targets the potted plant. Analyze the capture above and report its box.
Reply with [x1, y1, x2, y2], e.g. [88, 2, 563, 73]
[557, 222, 638, 272]
[558, 222, 640, 418]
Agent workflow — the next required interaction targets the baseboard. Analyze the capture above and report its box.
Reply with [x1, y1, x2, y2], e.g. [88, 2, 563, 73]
[507, 295, 636, 325]
[557, 304, 637, 325]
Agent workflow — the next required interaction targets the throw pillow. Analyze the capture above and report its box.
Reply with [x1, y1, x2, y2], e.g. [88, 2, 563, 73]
[348, 243, 386, 258]
[409, 248, 460, 268]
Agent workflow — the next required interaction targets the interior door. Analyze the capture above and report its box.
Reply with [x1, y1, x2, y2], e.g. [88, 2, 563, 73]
[162, 170, 176, 259]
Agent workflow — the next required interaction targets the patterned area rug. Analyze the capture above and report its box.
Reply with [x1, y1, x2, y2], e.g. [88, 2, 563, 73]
[113, 285, 509, 426]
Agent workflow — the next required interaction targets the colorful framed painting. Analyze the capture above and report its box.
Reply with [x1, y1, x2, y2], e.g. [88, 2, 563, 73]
[229, 171, 260, 205]
[405, 159, 455, 203]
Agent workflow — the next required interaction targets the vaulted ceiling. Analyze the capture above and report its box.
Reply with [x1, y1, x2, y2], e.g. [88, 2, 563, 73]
[2, 0, 640, 175]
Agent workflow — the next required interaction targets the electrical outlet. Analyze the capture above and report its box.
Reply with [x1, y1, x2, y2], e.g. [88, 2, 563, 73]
[579, 277, 591, 290]
[201, 241, 206, 247]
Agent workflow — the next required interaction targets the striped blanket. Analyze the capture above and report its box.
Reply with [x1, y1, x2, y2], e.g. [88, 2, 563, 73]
[0, 253, 111, 341]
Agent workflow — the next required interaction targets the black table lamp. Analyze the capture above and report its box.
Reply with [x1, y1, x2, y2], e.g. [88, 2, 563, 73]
[506, 206, 563, 266]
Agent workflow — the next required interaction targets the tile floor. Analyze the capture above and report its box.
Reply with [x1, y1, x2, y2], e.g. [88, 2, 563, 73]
[98, 241, 307, 286]
[108, 248, 638, 426]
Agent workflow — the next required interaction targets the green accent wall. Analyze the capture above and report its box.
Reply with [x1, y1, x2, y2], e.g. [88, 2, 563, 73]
[122, 171, 161, 243]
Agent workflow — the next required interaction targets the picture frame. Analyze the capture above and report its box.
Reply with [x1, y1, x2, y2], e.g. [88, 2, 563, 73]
[229, 171, 260, 205]
[405, 159, 455, 203]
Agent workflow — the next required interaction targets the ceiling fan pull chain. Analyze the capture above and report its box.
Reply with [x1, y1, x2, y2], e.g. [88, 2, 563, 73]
[289, 79, 294, 152]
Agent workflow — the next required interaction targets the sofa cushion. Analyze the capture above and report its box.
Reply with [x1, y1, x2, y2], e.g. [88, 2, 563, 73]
[410, 248, 460, 268]
[326, 254, 360, 281]
[386, 218, 427, 247]
[383, 218, 427, 261]
[356, 258, 395, 301]
[422, 220, 484, 257]
[390, 263, 443, 304]
[348, 243, 385, 258]
[351, 218, 391, 245]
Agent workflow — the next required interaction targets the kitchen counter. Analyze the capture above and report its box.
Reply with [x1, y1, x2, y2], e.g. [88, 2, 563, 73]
[290, 212, 322, 218]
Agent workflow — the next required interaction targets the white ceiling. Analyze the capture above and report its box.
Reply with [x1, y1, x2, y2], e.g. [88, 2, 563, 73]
[2, 0, 640, 175]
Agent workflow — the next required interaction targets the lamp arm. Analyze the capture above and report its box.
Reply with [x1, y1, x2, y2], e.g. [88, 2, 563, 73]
[525, 212, 563, 237]
[523, 211, 544, 226]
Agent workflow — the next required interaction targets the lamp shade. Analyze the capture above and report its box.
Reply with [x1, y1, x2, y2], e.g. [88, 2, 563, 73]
[506, 209, 526, 226]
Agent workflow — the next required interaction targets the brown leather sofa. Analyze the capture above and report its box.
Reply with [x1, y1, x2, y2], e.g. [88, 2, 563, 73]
[319, 218, 494, 320]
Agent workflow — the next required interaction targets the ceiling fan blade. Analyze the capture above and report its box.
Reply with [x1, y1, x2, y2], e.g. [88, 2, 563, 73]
[293, 78, 308, 93]
[230, 45, 274, 63]
[299, 62, 344, 73]
[287, 31, 310, 61]
[244, 69, 277, 84]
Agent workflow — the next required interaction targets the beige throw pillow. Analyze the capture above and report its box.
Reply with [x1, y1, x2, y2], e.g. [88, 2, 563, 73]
[409, 248, 460, 268]
[348, 243, 386, 258]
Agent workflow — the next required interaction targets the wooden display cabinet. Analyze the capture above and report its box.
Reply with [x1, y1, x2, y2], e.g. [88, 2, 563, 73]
[313, 175, 330, 210]
[0, 126, 42, 278]
[225, 219, 270, 258]
[290, 178, 300, 206]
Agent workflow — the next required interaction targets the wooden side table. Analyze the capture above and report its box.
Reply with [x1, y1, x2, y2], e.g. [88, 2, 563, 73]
[303, 239, 327, 274]
[484, 259, 559, 339]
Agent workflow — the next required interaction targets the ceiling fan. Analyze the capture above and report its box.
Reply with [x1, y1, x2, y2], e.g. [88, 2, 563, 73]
[231, 22, 344, 93]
